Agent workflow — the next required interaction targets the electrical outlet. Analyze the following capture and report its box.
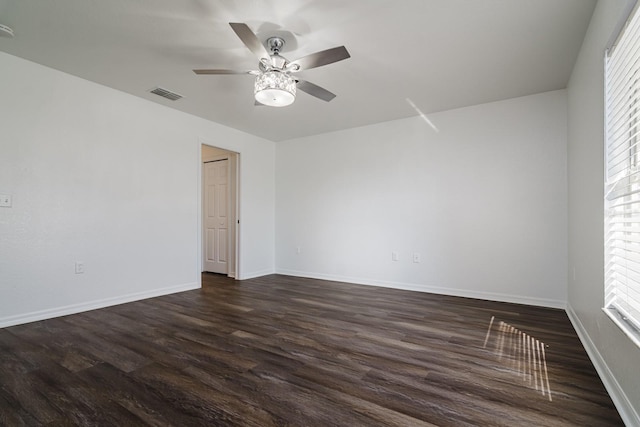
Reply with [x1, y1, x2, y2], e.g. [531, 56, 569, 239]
[413, 252, 421, 263]
[0, 194, 11, 207]
[391, 252, 399, 261]
[296, 246, 302, 255]
[75, 262, 85, 274]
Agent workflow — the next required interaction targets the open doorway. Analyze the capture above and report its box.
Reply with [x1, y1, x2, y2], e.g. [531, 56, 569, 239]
[201, 144, 239, 278]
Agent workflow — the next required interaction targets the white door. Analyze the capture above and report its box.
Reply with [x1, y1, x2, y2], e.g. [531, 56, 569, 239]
[203, 159, 229, 274]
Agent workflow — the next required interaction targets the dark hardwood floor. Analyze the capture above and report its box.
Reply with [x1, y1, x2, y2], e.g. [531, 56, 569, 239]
[0, 274, 623, 426]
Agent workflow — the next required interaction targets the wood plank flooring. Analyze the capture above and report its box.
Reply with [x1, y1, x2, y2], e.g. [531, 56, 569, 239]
[0, 274, 623, 426]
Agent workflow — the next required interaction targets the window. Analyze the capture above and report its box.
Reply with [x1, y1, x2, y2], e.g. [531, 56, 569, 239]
[605, 2, 640, 348]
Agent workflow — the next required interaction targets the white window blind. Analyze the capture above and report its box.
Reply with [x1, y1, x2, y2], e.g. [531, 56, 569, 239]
[605, 2, 640, 347]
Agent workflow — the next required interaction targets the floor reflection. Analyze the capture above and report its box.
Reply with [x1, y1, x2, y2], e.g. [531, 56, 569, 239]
[483, 316, 552, 401]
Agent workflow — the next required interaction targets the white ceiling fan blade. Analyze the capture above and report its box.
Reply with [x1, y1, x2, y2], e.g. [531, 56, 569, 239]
[289, 46, 350, 71]
[229, 22, 270, 60]
[296, 79, 336, 102]
[193, 69, 257, 75]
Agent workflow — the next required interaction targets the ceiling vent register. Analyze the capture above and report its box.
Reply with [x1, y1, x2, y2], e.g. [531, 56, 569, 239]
[149, 87, 183, 101]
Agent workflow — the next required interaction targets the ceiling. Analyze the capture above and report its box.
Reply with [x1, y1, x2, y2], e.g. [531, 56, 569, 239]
[0, 0, 596, 142]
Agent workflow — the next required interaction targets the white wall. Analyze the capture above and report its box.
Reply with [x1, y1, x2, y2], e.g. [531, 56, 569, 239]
[0, 52, 275, 327]
[567, 0, 640, 424]
[276, 90, 568, 308]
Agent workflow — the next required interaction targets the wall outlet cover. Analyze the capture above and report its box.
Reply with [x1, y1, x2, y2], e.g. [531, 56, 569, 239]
[0, 194, 12, 207]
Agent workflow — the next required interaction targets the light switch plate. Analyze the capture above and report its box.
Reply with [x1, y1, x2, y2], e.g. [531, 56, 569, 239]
[0, 194, 12, 207]
[75, 262, 85, 274]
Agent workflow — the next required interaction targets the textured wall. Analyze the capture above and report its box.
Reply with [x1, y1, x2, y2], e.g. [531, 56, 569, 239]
[0, 52, 275, 326]
[566, 0, 640, 423]
[276, 90, 568, 307]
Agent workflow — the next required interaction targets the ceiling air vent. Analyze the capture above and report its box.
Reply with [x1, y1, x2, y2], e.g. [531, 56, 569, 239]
[149, 87, 183, 101]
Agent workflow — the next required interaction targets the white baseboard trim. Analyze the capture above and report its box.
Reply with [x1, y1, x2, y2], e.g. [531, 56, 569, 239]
[566, 304, 640, 427]
[239, 268, 275, 280]
[275, 269, 566, 309]
[0, 281, 200, 329]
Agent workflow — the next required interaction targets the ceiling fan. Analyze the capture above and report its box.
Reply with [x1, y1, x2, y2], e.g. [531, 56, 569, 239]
[193, 23, 350, 107]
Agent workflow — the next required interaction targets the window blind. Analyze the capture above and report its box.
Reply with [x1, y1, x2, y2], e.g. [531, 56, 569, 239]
[605, 2, 640, 346]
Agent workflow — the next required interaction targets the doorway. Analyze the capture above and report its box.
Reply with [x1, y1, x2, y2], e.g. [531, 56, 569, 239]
[201, 144, 239, 278]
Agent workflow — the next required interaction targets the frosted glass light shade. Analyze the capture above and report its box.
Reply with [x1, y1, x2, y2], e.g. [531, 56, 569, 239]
[254, 70, 296, 107]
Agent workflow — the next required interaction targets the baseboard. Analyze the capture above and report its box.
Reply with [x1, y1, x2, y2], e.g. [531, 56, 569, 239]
[275, 269, 565, 309]
[0, 281, 200, 329]
[239, 268, 276, 280]
[566, 304, 640, 427]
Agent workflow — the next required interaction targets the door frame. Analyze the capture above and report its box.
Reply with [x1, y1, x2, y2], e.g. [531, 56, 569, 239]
[198, 143, 240, 280]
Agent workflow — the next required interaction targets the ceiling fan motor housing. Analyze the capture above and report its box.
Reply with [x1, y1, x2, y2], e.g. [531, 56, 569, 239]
[267, 37, 285, 54]
[266, 37, 288, 69]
